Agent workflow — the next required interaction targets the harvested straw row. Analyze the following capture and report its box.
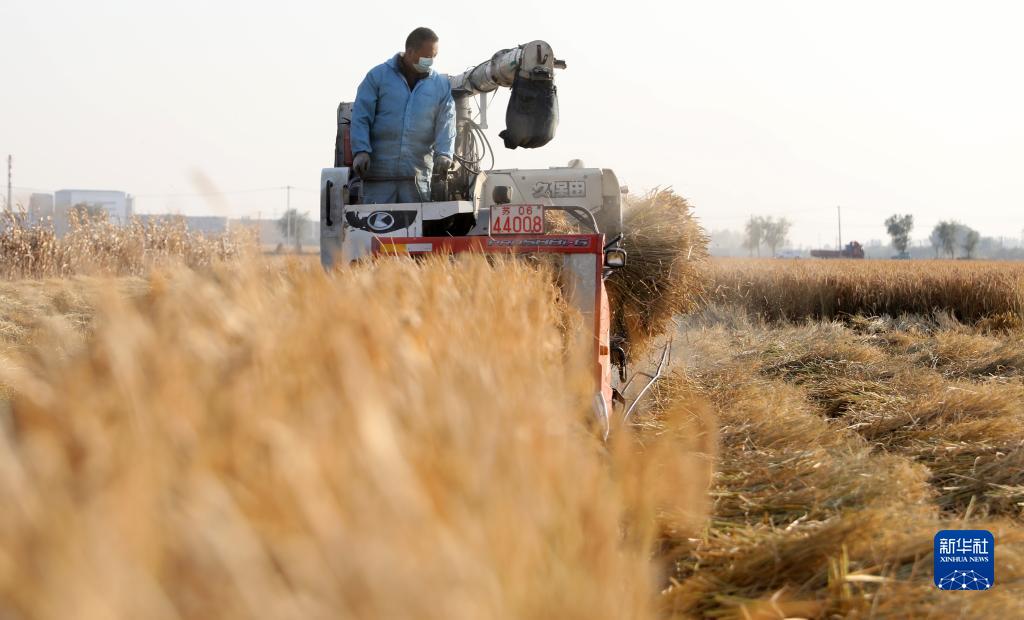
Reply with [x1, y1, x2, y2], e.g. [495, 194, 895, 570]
[731, 319, 1024, 518]
[667, 317, 1024, 616]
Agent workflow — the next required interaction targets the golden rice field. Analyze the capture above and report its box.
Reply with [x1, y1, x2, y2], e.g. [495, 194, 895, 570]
[1, 215, 1022, 618]
[707, 258, 1024, 324]
[0, 213, 252, 279]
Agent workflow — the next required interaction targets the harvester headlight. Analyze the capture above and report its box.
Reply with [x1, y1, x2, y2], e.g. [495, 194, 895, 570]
[604, 248, 627, 269]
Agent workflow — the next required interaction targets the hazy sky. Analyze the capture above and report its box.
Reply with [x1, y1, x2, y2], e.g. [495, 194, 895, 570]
[2, 0, 1022, 247]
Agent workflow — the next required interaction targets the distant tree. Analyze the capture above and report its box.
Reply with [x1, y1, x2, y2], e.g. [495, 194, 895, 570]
[884, 214, 914, 255]
[743, 216, 765, 257]
[71, 202, 107, 221]
[931, 221, 958, 258]
[763, 217, 792, 257]
[962, 227, 980, 259]
[278, 208, 311, 252]
[929, 228, 942, 258]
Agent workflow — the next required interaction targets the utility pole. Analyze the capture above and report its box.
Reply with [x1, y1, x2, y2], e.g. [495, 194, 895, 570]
[5, 155, 11, 213]
[837, 205, 842, 250]
[286, 185, 293, 245]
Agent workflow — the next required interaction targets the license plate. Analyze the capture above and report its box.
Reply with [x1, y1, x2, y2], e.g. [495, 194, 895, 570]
[490, 204, 545, 235]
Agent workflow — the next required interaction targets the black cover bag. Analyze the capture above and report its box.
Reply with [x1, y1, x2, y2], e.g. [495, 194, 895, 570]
[499, 73, 559, 149]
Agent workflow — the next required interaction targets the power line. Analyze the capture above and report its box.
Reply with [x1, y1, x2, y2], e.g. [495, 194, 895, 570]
[8, 185, 318, 198]
[132, 186, 296, 198]
[5, 156, 11, 213]
[696, 206, 846, 221]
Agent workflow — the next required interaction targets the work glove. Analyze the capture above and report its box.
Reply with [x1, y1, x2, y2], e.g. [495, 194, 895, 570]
[352, 151, 371, 178]
[434, 154, 453, 176]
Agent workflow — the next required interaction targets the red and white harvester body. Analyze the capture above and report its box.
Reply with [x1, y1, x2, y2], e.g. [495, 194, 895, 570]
[321, 42, 646, 433]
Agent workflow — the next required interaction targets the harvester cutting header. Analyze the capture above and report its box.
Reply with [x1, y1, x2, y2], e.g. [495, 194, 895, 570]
[321, 30, 665, 433]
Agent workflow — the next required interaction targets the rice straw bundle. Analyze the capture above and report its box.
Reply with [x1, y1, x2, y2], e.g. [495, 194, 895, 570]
[607, 189, 708, 353]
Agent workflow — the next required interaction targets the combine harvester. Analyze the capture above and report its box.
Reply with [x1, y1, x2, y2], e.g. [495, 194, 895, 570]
[320, 41, 665, 436]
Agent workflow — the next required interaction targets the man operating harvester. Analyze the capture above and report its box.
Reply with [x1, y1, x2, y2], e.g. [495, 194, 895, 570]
[350, 27, 456, 204]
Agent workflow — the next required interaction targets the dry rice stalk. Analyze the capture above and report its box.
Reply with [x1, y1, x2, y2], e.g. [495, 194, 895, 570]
[666, 313, 1024, 615]
[0, 212, 254, 279]
[706, 257, 1024, 323]
[0, 256, 719, 619]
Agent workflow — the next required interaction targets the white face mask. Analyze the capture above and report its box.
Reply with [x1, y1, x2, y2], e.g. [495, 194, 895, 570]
[414, 56, 433, 73]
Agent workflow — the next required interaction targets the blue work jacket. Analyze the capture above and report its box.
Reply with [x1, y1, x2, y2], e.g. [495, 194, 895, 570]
[350, 54, 456, 194]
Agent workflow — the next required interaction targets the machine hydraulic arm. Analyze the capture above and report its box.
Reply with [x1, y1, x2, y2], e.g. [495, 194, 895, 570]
[448, 41, 566, 96]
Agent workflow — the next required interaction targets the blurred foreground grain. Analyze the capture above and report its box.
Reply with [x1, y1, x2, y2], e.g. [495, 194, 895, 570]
[0, 257, 714, 619]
